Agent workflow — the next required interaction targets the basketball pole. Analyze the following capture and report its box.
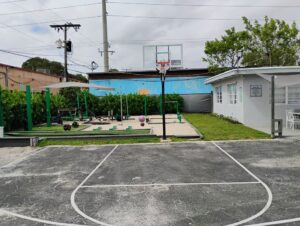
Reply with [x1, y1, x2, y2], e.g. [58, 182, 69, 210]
[160, 72, 167, 140]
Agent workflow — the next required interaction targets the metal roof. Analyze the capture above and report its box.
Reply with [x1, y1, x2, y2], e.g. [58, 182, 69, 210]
[205, 66, 300, 84]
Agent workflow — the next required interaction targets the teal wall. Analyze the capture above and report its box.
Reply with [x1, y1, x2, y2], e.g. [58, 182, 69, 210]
[90, 76, 212, 96]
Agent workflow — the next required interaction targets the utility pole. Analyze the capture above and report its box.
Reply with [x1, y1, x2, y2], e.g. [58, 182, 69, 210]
[50, 23, 81, 82]
[99, 0, 114, 72]
[102, 0, 109, 72]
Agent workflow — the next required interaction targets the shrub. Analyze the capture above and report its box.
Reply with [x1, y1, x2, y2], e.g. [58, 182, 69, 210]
[63, 124, 72, 131]
[72, 121, 79, 128]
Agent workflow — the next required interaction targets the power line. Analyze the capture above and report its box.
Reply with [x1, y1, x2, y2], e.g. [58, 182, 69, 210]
[108, 14, 278, 22]
[0, 0, 25, 4]
[0, 15, 101, 29]
[0, 2, 101, 17]
[2, 14, 300, 30]
[0, 48, 60, 58]
[108, 1, 300, 8]
[0, 49, 31, 58]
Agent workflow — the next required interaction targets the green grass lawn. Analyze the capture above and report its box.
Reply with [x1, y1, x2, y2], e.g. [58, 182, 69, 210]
[184, 113, 270, 141]
[32, 125, 88, 132]
[38, 137, 160, 147]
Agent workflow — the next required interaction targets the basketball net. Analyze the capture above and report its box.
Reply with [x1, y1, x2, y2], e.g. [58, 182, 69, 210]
[156, 61, 170, 75]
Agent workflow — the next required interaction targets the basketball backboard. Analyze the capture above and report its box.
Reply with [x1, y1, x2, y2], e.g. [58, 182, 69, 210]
[143, 44, 183, 70]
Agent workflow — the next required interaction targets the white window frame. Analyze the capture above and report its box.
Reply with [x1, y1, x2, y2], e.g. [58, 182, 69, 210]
[273, 85, 300, 105]
[215, 86, 222, 104]
[228, 83, 237, 104]
[287, 86, 300, 105]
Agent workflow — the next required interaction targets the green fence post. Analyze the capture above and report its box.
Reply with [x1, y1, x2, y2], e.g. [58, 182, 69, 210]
[0, 88, 4, 127]
[84, 91, 88, 117]
[144, 96, 147, 117]
[26, 85, 33, 131]
[45, 88, 51, 127]
[77, 93, 80, 117]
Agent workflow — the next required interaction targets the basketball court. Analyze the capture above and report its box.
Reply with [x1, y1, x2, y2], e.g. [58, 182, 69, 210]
[0, 140, 300, 225]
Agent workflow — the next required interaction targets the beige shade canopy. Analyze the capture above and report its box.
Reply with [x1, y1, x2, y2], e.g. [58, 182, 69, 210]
[43, 82, 115, 91]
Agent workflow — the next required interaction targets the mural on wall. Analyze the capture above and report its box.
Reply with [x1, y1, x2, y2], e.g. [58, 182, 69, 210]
[90, 77, 212, 96]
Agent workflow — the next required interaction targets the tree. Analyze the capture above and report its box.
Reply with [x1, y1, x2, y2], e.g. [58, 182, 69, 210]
[242, 17, 300, 67]
[22, 57, 64, 75]
[203, 17, 300, 71]
[203, 28, 249, 72]
[22, 57, 88, 83]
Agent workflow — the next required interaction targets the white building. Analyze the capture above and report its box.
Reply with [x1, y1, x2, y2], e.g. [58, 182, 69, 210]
[205, 67, 300, 134]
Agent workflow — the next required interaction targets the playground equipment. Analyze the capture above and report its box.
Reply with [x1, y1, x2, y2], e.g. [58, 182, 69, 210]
[43, 82, 114, 126]
[139, 95, 181, 123]
[18, 82, 114, 131]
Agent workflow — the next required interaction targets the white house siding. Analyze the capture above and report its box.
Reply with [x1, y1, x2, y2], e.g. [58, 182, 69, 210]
[243, 74, 271, 128]
[213, 76, 244, 123]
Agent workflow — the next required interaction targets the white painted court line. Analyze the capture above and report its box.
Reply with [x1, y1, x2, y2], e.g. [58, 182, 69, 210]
[246, 217, 300, 226]
[0, 147, 49, 169]
[0, 146, 89, 226]
[70, 145, 119, 226]
[0, 208, 86, 226]
[212, 142, 273, 226]
[81, 181, 260, 189]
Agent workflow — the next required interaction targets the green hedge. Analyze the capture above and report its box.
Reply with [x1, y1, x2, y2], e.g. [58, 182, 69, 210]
[1, 89, 68, 131]
[95, 93, 183, 116]
[0, 87, 184, 131]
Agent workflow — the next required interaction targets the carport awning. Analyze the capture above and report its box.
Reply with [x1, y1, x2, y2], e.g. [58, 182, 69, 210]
[257, 73, 300, 87]
[43, 82, 115, 91]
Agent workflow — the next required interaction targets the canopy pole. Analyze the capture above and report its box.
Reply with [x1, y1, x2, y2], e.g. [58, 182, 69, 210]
[271, 76, 275, 138]
[126, 95, 129, 119]
[120, 93, 123, 121]
[45, 88, 51, 127]
[26, 85, 33, 131]
[84, 91, 88, 118]
[77, 93, 80, 118]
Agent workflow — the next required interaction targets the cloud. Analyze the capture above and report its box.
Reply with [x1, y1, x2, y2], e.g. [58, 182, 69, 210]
[0, 0, 299, 72]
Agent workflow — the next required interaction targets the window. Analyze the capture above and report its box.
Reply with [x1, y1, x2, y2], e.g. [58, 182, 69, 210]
[288, 86, 300, 104]
[275, 87, 286, 104]
[250, 85, 262, 97]
[215, 86, 222, 103]
[228, 83, 237, 104]
[270, 86, 300, 105]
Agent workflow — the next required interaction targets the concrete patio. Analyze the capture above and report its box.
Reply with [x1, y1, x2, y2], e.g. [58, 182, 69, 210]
[82, 114, 200, 138]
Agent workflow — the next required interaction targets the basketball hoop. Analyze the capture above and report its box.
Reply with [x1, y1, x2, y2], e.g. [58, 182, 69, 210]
[156, 61, 170, 75]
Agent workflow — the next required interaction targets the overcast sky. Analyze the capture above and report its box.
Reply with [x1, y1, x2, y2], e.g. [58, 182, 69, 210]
[1, 0, 300, 74]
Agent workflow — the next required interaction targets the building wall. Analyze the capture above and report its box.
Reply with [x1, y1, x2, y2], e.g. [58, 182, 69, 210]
[0, 64, 61, 93]
[181, 94, 212, 113]
[243, 75, 271, 128]
[212, 77, 244, 123]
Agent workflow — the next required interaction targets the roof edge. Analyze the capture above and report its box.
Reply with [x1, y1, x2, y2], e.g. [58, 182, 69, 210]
[205, 66, 300, 84]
